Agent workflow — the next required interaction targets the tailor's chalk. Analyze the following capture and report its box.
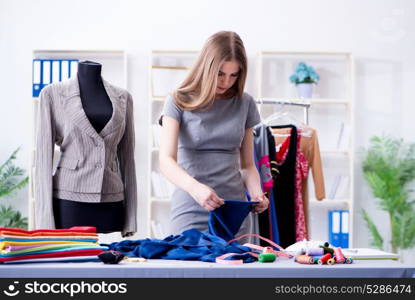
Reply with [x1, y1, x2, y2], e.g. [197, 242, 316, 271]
[123, 257, 147, 262]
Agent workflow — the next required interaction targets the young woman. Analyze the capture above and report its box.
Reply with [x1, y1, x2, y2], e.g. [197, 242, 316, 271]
[159, 31, 268, 236]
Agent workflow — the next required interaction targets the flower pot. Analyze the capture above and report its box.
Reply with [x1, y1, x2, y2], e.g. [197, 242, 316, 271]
[296, 83, 314, 98]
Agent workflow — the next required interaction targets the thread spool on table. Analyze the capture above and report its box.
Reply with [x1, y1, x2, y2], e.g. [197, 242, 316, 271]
[295, 255, 314, 264]
[312, 256, 322, 264]
[334, 247, 345, 263]
[306, 248, 324, 256]
[317, 253, 332, 265]
[262, 247, 274, 254]
[258, 253, 276, 263]
[344, 257, 353, 264]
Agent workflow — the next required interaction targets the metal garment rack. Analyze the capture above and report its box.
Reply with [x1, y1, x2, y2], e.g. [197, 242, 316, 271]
[255, 99, 311, 125]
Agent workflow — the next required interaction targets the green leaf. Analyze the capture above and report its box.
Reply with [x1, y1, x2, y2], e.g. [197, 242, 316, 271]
[0, 204, 28, 229]
[0, 147, 28, 198]
[361, 209, 384, 249]
[362, 135, 415, 252]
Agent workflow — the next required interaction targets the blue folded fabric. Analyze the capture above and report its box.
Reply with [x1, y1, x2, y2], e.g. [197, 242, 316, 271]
[208, 200, 257, 241]
[106, 229, 257, 263]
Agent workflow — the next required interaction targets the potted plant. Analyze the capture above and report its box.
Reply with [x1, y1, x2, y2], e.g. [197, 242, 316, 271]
[289, 62, 320, 98]
[0, 147, 29, 229]
[361, 135, 415, 258]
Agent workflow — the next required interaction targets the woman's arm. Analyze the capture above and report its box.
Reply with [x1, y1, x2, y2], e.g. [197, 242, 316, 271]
[159, 116, 224, 211]
[240, 128, 269, 213]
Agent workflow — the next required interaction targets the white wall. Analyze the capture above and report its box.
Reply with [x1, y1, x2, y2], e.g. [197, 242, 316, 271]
[1, 0, 414, 261]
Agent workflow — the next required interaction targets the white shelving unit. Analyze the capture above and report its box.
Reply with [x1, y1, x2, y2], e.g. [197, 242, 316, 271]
[29, 50, 127, 232]
[256, 51, 355, 246]
[148, 50, 197, 238]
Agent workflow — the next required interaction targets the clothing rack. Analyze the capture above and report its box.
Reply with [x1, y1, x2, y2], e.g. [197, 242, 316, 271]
[255, 99, 311, 125]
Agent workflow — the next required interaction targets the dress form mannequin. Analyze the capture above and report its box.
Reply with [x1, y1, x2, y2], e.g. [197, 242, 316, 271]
[77, 61, 113, 133]
[53, 61, 125, 234]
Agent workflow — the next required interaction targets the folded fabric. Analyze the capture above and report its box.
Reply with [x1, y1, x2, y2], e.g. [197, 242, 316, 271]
[0, 240, 96, 250]
[1, 255, 101, 264]
[5, 243, 93, 252]
[208, 200, 258, 241]
[0, 231, 97, 237]
[0, 249, 104, 263]
[0, 234, 98, 240]
[5, 244, 55, 251]
[0, 226, 97, 235]
[106, 229, 257, 263]
[0, 238, 97, 243]
[1, 244, 107, 256]
[0, 226, 105, 263]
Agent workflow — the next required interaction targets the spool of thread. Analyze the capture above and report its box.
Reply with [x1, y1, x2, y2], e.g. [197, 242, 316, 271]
[295, 255, 314, 264]
[319, 246, 334, 255]
[258, 253, 276, 263]
[306, 248, 324, 256]
[312, 256, 322, 264]
[345, 257, 353, 264]
[334, 248, 345, 263]
[327, 258, 336, 265]
[318, 253, 332, 265]
[262, 247, 274, 254]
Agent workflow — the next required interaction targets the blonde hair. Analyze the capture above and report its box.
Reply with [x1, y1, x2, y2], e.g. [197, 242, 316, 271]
[173, 31, 247, 111]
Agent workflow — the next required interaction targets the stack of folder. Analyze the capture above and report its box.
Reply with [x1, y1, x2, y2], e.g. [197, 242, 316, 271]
[0, 226, 108, 264]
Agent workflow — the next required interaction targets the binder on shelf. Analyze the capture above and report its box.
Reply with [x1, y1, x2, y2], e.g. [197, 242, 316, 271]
[328, 210, 349, 248]
[32, 59, 79, 97]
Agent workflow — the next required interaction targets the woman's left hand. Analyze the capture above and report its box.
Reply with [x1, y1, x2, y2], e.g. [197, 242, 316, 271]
[252, 193, 269, 214]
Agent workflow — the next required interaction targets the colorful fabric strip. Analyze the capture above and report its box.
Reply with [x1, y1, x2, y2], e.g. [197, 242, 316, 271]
[0, 249, 104, 262]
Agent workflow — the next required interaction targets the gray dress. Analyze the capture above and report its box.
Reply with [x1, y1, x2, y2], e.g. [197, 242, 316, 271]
[161, 92, 261, 236]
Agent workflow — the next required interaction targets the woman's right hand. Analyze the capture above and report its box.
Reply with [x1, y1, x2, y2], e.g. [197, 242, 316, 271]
[189, 183, 224, 211]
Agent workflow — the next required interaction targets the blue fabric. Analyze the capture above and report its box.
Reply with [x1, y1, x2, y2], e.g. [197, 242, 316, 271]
[106, 229, 257, 263]
[208, 200, 257, 241]
[269, 190, 280, 244]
